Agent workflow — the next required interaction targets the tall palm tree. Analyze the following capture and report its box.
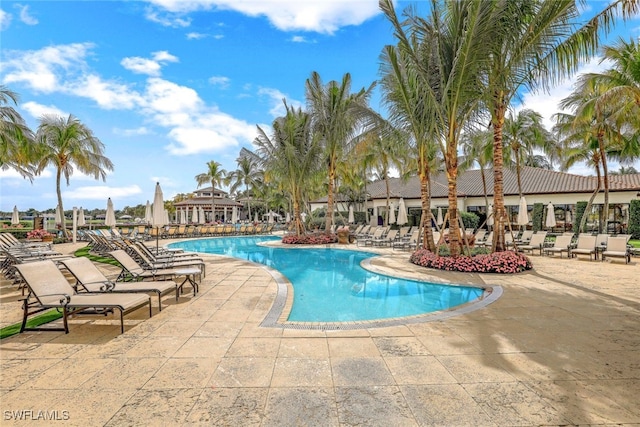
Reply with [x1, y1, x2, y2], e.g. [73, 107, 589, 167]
[227, 156, 261, 221]
[460, 128, 494, 219]
[254, 103, 322, 236]
[503, 109, 552, 197]
[559, 77, 626, 231]
[381, 0, 494, 256]
[305, 71, 375, 232]
[195, 160, 227, 222]
[35, 114, 113, 221]
[0, 86, 36, 181]
[482, 0, 638, 251]
[554, 112, 605, 233]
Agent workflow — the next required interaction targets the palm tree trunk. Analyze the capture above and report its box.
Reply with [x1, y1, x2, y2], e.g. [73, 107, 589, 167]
[246, 184, 252, 220]
[419, 163, 436, 252]
[56, 168, 64, 227]
[580, 164, 602, 233]
[326, 160, 336, 232]
[515, 146, 523, 198]
[384, 173, 390, 227]
[445, 139, 461, 257]
[492, 98, 507, 252]
[480, 164, 488, 216]
[597, 129, 610, 233]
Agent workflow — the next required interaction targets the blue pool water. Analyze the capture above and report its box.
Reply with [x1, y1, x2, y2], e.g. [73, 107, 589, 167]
[169, 236, 485, 322]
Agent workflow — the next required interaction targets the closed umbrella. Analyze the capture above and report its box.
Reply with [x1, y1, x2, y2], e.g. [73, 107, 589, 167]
[199, 206, 206, 224]
[11, 205, 19, 225]
[77, 207, 86, 226]
[285, 211, 291, 224]
[151, 182, 165, 253]
[105, 198, 116, 228]
[388, 203, 396, 225]
[268, 211, 274, 224]
[545, 202, 556, 229]
[179, 208, 186, 224]
[517, 196, 528, 227]
[254, 212, 259, 223]
[396, 198, 408, 225]
[55, 204, 63, 226]
[190, 206, 196, 223]
[144, 201, 152, 224]
[232, 206, 239, 224]
[348, 205, 355, 224]
[437, 207, 443, 226]
[487, 204, 494, 228]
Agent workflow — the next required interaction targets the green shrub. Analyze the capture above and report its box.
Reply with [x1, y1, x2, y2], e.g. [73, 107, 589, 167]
[460, 211, 479, 231]
[532, 203, 544, 231]
[574, 201, 587, 233]
[629, 200, 640, 239]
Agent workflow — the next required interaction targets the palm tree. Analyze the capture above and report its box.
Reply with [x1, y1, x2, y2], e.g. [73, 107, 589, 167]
[460, 128, 494, 220]
[305, 71, 375, 232]
[554, 112, 605, 233]
[227, 156, 261, 221]
[35, 114, 113, 222]
[503, 109, 552, 197]
[559, 77, 626, 231]
[195, 160, 227, 222]
[254, 102, 322, 236]
[381, 0, 494, 256]
[0, 86, 36, 180]
[482, 0, 639, 251]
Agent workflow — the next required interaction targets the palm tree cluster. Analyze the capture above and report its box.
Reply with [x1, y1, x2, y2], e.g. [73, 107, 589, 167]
[1, 85, 113, 220]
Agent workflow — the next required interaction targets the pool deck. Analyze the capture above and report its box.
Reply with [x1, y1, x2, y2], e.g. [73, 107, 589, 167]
[1, 238, 639, 426]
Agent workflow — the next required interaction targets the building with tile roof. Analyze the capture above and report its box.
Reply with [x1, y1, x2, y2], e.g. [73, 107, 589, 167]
[310, 166, 640, 232]
[174, 187, 242, 223]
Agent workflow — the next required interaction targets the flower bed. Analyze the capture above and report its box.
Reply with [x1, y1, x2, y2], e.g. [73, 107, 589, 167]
[26, 229, 54, 240]
[410, 249, 532, 274]
[282, 233, 338, 245]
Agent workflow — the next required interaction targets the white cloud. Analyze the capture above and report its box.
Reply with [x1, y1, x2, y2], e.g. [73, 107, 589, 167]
[1, 43, 94, 93]
[63, 185, 143, 200]
[68, 74, 143, 109]
[208, 75, 230, 88]
[113, 126, 151, 137]
[152, 51, 178, 63]
[121, 51, 178, 76]
[186, 32, 206, 39]
[516, 57, 610, 131]
[21, 101, 67, 119]
[15, 4, 38, 25]
[144, 7, 191, 27]
[258, 87, 302, 117]
[121, 57, 163, 76]
[291, 35, 307, 43]
[0, 9, 12, 30]
[2, 43, 259, 157]
[145, 0, 382, 34]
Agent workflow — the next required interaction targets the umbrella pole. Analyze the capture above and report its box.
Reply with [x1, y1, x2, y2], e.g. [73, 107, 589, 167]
[156, 227, 159, 254]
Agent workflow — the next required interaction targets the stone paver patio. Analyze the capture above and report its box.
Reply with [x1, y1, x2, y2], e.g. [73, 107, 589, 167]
[1, 238, 638, 426]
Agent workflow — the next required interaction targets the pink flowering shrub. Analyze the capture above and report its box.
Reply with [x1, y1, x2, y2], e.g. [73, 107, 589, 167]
[282, 233, 338, 245]
[410, 249, 532, 274]
[26, 229, 54, 239]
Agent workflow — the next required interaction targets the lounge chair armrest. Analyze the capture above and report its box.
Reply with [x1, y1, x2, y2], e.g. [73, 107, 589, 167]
[38, 292, 72, 305]
[100, 281, 116, 291]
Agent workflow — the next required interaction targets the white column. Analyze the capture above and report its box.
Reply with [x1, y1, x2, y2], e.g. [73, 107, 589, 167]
[72, 207, 77, 243]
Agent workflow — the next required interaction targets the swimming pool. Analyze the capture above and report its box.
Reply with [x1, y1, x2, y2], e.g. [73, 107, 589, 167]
[169, 236, 488, 324]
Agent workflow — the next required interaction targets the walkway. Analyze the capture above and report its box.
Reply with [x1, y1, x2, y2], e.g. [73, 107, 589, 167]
[0, 239, 638, 426]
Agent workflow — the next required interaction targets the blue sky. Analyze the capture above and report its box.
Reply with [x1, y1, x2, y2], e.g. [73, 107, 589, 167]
[1, 0, 638, 213]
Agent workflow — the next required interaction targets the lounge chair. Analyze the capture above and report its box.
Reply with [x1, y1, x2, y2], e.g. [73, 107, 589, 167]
[109, 250, 178, 282]
[519, 232, 547, 255]
[543, 235, 573, 257]
[570, 235, 597, 260]
[60, 257, 179, 311]
[15, 260, 151, 334]
[602, 236, 631, 264]
[123, 244, 205, 277]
